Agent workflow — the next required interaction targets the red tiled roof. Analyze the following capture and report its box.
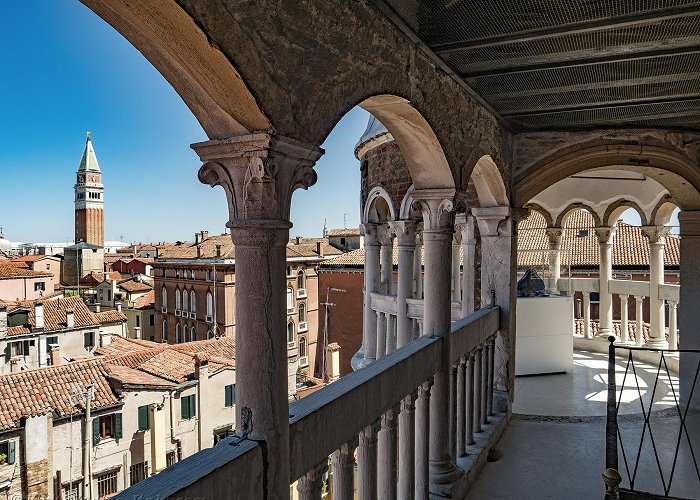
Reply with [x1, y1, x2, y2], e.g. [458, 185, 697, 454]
[4, 296, 100, 336]
[117, 278, 152, 293]
[0, 263, 52, 279]
[94, 310, 128, 325]
[133, 290, 155, 310]
[326, 228, 362, 237]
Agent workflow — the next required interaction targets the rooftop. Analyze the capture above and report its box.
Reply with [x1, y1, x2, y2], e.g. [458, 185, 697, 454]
[0, 263, 52, 280]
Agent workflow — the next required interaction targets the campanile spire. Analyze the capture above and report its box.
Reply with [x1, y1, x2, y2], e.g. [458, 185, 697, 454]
[74, 133, 104, 246]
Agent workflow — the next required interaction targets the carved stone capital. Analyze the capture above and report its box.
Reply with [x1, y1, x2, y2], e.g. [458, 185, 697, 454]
[376, 224, 394, 246]
[380, 408, 397, 429]
[360, 223, 381, 246]
[545, 227, 563, 249]
[412, 188, 456, 233]
[454, 214, 476, 245]
[418, 378, 434, 398]
[389, 220, 418, 247]
[472, 206, 511, 237]
[400, 393, 415, 412]
[594, 226, 616, 244]
[640, 225, 671, 245]
[193, 133, 323, 230]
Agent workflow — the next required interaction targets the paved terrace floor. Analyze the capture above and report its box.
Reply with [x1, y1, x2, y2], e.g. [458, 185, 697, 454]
[467, 350, 699, 499]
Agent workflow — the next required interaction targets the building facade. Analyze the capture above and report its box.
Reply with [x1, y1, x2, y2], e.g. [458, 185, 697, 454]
[0, 264, 55, 302]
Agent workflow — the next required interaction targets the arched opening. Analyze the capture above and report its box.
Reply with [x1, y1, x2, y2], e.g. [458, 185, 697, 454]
[297, 270, 306, 291]
[298, 303, 306, 323]
[287, 322, 295, 345]
[175, 323, 182, 343]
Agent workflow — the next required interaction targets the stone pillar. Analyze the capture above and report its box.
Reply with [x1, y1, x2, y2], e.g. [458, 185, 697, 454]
[641, 226, 671, 349]
[413, 189, 464, 496]
[376, 312, 387, 359]
[545, 227, 563, 294]
[414, 230, 424, 299]
[194, 133, 322, 498]
[358, 422, 379, 499]
[679, 211, 700, 410]
[595, 227, 616, 339]
[473, 347, 483, 434]
[583, 291, 592, 339]
[398, 394, 415, 499]
[391, 220, 417, 348]
[331, 442, 355, 500]
[378, 409, 398, 499]
[465, 353, 475, 446]
[455, 214, 476, 316]
[415, 380, 432, 500]
[358, 223, 381, 368]
[668, 301, 678, 350]
[386, 314, 397, 354]
[451, 232, 462, 303]
[635, 296, 644, 347]
[473, 206, 515, 395]
[619, 295, 629, 343]
[379, 225, 394, 295]
[297, 465, 323, 500]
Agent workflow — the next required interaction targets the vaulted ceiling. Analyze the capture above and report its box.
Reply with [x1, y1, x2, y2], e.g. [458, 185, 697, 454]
[373, 1, 700, 132]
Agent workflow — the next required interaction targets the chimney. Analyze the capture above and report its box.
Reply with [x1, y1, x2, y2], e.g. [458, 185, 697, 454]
[135, 326, 142, 340]
[201, 231, 209, 241]
[326, 343, 341, 382]
[316, 241, 324, 257]
[34, 302, 44, 330]
[196, 246, 202, 259]
[66, 309, 75, 329]
[194, 356, 209, 380]
[215, 245, 222, 258]
[116, 303, 122, 312]
[296, 236, 301, 244]
[100, 331, 112, 347]
[49, 345, 61, 366]
[194, 232, 201, 245]
[0, 306, 7, 339]
[95, 303, 101, 313]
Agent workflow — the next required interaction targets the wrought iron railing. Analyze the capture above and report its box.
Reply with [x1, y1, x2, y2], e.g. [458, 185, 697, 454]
[604, 337, 700, 499]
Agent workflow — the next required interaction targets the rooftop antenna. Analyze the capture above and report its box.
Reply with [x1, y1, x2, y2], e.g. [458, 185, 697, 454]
[321, 287, 345, 382]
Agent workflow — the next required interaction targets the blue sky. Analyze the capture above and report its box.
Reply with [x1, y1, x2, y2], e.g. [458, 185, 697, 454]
[0, 1, 366, 244]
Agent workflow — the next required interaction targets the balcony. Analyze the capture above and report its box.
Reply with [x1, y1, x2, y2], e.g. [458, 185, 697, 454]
[296, 288, 307, 299]
[298, 321, 308, 332]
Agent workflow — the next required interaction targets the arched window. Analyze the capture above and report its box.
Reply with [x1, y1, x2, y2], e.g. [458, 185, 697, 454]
[297, 270, 305, 289]
[286, 287, 294, 310]
[207, 292, 213, 317]
[162, 287, 168, 309]
[299, 336, 307, 357]
[207, 330, 213, 339]
[176, 324, 182, 343]
[183, 290, 189, 312]
[163, 320, 168, 342]
[175, 289, 181, 311]
[190, 291, 196, 313]
[287, 322, 295, 344]
[191, 327, 197, 342]
[182, 326, 188, 343]
[298, 303, 306, 322]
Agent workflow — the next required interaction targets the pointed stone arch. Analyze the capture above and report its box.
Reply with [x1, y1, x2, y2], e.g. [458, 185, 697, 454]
[470, 155, 509, 208]
[364, 185, 396, 223]
[651, 197, 680, 226]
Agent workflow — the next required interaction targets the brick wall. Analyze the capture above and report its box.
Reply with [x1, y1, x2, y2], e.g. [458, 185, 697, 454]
[361, 140, 412, 216]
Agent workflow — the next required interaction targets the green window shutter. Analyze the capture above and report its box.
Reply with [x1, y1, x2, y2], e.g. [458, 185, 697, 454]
[22, 341, 29, 355]
[84, 332, 90, 349]
[224, 385, 232, 407]
[231, 384, 235, 406]
[4, 344, 10, 362]
[138, 406, 150, 431]
[190, 395, 196, 418]
[92, 418, 100, 445]
[7, 441, 15, 464]
[180, 396, 189, 420]
[115, 413, 123, 439]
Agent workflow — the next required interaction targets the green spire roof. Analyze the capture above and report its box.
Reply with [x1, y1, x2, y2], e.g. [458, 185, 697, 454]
[77, 132, 101, 173]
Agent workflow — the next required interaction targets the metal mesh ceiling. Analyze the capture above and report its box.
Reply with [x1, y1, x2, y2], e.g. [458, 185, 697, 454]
[375, 0, 700, 131]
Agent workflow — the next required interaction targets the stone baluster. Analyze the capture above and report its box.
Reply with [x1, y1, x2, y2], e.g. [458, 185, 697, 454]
[386, 314, 397, 354]
[641, 226, 671, 348]
[635, 296, 644, 347]
[481, 343, 489, 425]
[193, 133, 323, 497]
[619, 295, 629, 343]
[379, 225, 394, 295]
[668, 300, 678, 349]
[391, 220, 417, 348]
[358, 422, 379, 499]
[455, 214, 476, 316]
[398, 394, 415, 499]
[359, 223, 381, 367]
[413, 189, 464, 496]
[465, 353, 475, 446]
[331, 442, 355, 500]
[297, 464, 323, 500]
[376, 312, 387, 359]
[595, 227, 616, 339]
[487, 337, 495, 416]
[456, 357, 466, 457]
[415, 380, 432, 500]
[473, 347, 483, 434]
[414, 230, 424, 300]
[378, 409, 398, 499]
[545, 227, 563, 294]
[448, 364, 457, 460]
[583, 291, 592, 339]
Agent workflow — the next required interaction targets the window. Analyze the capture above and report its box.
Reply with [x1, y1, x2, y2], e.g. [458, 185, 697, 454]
[166, 451, 177, 468]
[162, 320, 168, 342]
[176, 324, 182, 343]
[191, 327, 196, 342]
[136, 315, 140, 328]
[299, 337, 307, 358]
[84, 332, 95, 349]
[287, 323, 295, 344]
[207, 330, 213, 339]
[298, 303, 306, 322]
[0, 440, 16, 464]
[107, 290, 112, 302]
[206, 292, 213, 317]
[297, 270, 305, 289]
[92, 413, 122, 443]
[190, 291, 196, 314]
[224, 384, 236, 407]
[286, 287, 294, 310]
[175, 289, 181, 310]
[62, 482, 82, 500]
[130, 461, 149, 486]
[149, 314, 154, 327]
[5, 340, 29, 358]
[214, 426, 234, 445]
[340, 237, 346, 245]
[138, 405, 150, 431]
[96, 470, 118, 498]
[34, 282, 45, 292]
[180, 394, 196, 420]
[161, 287, 168, 309]
[206, 269, 212, 281]
[183, 290, 189, 312]
[46, 336, 58, 348]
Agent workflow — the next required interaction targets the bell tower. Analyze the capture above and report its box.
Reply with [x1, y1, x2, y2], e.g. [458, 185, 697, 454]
[74, 132, 104, 246]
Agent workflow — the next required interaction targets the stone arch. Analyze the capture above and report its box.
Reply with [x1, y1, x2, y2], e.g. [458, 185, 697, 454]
[399, 185, 423, 220]
[364, 185, 396, 223]
[651, 197, 680, 226]
[603, 200, 648, 227]
[515, 143, 700, 210]
[470, 155, 509, 208]
[555, 203, 602, 228]
[82, 0, 269, 139]
[523, 203, 554, 228]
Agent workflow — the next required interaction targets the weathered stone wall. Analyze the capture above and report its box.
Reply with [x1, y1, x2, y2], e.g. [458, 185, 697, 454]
[361, 140, 412, 215]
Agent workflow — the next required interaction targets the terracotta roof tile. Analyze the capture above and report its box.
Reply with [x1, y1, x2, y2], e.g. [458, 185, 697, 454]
[0, 263, 52, 279]
[4, 296, 100, 336]
[133, 290, 155, 310]
[326, 228, 362, 237]
[93, 310, 128, 324]
[117, 278, 152, 293]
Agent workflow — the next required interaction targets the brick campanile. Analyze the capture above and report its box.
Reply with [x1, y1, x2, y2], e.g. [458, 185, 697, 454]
[74, 132, 104, 246]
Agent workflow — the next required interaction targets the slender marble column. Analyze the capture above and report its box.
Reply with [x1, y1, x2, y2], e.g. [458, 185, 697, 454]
[378, 409, 398, 499]
[595, 227, 616, 338]
[358, 422, 379, 499]
[455, 214, 476, 316]
[583, 292, 592, 339]
[465, 354, 475, 445]
[473, 347, 483, 433]
[376, 312, 387, 359]
[451, 233, 462, 303]
[297, 465, 323, 500]
[415, 380, 432, 500]
[193, 133, 323, 498]
[635, 296, 644, 347]
[456, 357, 466, 457]
[545, 227, 563, 294]
[379, 225, 394, 295]
[391, 220, 417, 348]
[481, 344, 489, 425]
[360, 223, 381, 367]
[620, 295, 629, 343]
[331, 442, 355, 500]
[398, 394, 415, 499]
[414, 231, 424, 300]
[386, 313, 397, 354]
[668, 301, 678, 350]
[642, 226, 671, 348]
[487, 337, 495, 416]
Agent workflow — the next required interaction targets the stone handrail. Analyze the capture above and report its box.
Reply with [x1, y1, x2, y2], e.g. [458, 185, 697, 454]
[557, 277, 599, 293]
[608, 279, 651, 297]
[658, 283, 680, 302]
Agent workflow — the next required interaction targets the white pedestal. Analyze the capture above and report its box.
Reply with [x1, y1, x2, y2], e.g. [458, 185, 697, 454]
[516, 296, 574, 375]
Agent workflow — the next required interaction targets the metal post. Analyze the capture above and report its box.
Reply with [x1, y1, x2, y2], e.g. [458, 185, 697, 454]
[605, 336, 618, 472]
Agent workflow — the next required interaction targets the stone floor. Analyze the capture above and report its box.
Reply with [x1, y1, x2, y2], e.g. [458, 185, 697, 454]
[466, 350, 699, 499]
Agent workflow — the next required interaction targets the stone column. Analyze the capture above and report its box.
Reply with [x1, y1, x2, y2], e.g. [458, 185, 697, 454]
[545, 227, 563, 294]
[193, 133, 322, 498]
[583, 292, 592, 339]
[635, 296, 644, 347]
[415, 380, 432, 500]
[376, 312, 387, 359]
[391, 220, 417, 348]
[679, 211, 700, 410]
[465, 353, 475, 446]
[414, 230, 424, 299]
[357, 223, 381, 368]
[641, 226, 671, 348]
[619, 295, 629, 343]
[378, 409, 398, 499]
[358, 422, 379, 499]
[413, 189, 463, 496]
[379, 225, 394, 295]
[331, 442, 355, 500]
[386, 313, 397, 354]
[473, 206, 515, 395]
[398, 394, 415, 499]
[451, 232, 462, 303]
[455, 214, 476, 316]
[297, 465, 323, 500]
[595, 227, 616, 339]
[473, 347, 483, 434]
[455, 357, 466, 457]
[668, 301, 678, 350]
